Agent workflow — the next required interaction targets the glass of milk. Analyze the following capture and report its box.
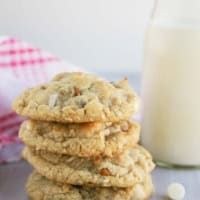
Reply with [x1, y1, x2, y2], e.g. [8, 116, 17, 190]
[141, 0, 200, 167]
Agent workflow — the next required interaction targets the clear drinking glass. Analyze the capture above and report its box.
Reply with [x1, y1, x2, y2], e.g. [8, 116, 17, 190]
[141, 0, 200, 168]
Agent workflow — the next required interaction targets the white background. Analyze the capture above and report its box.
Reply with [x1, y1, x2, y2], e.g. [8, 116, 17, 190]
[0, 0, 154, 74]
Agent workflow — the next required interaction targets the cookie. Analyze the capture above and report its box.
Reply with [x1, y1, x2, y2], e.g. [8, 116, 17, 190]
[22, 145, 155, 188]
[12, 72, 140, 123]
[26, 171, 154, 200]
[19, 119, 140, 157]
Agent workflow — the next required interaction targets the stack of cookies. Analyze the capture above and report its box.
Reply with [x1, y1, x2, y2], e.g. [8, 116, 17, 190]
[13, 72, 155, 200]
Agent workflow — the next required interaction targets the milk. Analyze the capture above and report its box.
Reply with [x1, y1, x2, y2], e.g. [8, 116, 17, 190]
[141, 21, 200, 166]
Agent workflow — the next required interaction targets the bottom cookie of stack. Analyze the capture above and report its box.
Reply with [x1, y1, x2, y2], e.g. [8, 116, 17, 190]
[26, 171, 154, 200]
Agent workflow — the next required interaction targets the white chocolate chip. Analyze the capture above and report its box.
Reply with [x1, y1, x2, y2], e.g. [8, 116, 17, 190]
[116, 111, 122, 117]
[48, 94, 58, 108]
[103, 129, 110, 136]
[26, 123, 32, 131]
[105, 122, 112, 126]
[103, 179, 109, 183]
[110, 125, 121, 134]
[134, 185, 145, 198]
[66, 157, 76, 163]
[167, 182, 185, 200]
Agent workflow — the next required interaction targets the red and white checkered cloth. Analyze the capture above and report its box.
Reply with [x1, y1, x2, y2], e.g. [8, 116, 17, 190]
[0, 36, 83, 163]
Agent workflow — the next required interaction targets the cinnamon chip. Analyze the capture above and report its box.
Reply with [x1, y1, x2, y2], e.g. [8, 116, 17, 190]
[94, 155, 101, 165]
[74, 87, 80, 96]
[100, 168, 111, 176]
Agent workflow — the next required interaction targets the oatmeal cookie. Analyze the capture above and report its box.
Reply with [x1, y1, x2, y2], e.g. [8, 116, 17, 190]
[19, 120, 140, 157]
[13, 72, 140, 122]
[22, 145, 155, 188]
[26, 171, 154, 200]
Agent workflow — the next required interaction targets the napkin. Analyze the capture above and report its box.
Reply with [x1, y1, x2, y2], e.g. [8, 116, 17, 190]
[0, 36, 83, 163]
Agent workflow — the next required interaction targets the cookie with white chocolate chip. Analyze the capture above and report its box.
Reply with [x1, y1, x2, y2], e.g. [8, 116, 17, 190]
[26, 171, 154, 200]
[12, 72, 140, 123]
[22, 145, 155, 188]
[19, 119, 140, 157]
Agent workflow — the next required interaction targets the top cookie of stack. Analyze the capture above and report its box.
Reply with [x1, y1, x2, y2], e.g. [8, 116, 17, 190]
[12, 72, 140, 123]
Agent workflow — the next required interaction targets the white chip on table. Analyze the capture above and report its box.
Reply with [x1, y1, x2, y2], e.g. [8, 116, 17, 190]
[167, 182, 185, 200]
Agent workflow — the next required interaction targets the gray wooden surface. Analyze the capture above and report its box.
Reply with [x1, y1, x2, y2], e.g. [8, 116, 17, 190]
[1, 161, 200, 199]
